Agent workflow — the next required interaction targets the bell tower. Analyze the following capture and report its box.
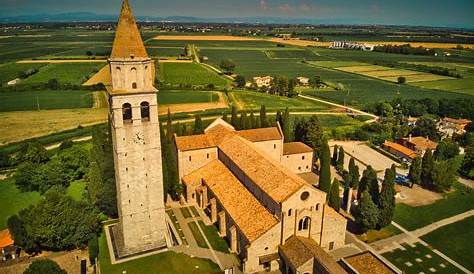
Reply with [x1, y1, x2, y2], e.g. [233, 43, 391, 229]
[107, 0, 168, 256]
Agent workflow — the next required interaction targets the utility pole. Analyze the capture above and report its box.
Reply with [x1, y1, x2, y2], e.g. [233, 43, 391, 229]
[36, 96, 40, 111]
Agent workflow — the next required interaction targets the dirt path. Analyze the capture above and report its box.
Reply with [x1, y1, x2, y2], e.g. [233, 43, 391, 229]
[159, 92, 229, 115]
[44, 136, 93, 151]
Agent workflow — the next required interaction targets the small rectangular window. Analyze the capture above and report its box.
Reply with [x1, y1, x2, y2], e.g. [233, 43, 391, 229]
[189, 156, 192, 161]
[302, 156, 305, 160]
[329, 241, 335, 250]
[207, 153, 210, 159]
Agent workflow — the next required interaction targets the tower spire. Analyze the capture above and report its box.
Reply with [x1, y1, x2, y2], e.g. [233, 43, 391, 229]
[110, 0, 148, 59]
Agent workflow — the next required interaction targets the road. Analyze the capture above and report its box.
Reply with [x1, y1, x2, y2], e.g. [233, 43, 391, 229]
[45, 136, 92, 150]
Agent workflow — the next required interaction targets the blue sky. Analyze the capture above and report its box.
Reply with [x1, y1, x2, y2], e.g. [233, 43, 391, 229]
[2, 0, 474, 27]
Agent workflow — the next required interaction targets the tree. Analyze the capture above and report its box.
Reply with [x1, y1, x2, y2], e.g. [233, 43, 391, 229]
[358, 166, 377, 202]
[348, 157, 360, 189]
[287, 78, 297, 97]
[16, 142, 48, 164]
[235, 75, 246, 88]
[434, 139, 460, 160]
[310, 75, 322, 87]
[328, 178, 341, 211]
[230, 106, 239, 128]
[318, 141, 331, 194]
[411, 117, 439, 141]
[332, 145, 339, 166]
[460, 146, 474, 179]
[356, 190, 379, 232]
[432, 159, 460, 192]
[281, 108, 291, 142]
[0, 151, 9, 168]
[337, 147, 345, 172]
[260, 105, 269, 128]
[219, 59, 236, 74]
[378, 167, 396, 228]
[193, 115, 203, 134]
[47, 78, 60, 90]
[305, 115, 325, 160]
[421, 149, 435, 188]
[408, 156, 422, 187]
[249, 112, 256, 129]
[23, 259, 67, 274]
[240, 111, 250, 130]
[166, 108, 174, 141]
[88, 234, 99, 265]
[397, 76, 406, 84]
[59, 139, 73, 150]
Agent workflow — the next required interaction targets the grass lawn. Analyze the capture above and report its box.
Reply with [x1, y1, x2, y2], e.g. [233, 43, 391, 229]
[0, 90, 93, 112]
[158, 90, 220, 105]
[158, 62, 228, 87]
[188, 221, 209, 248]
[190, 206, 200, 217]
[66, 180, 86, 202]
[0, 178, 41, 230]
[357, 224, 401, 243]
[180, 207, 193, 219]
[166, 210, 188, 245]
[21, 63, 104, 85]
[197, 221, 229, 253]
[0, 62, 47, 86]
[422, 216, 474, 271]
[383, 243, 462, 274]
[229, 91, 333, 111]
[393, 183, 474, 231]
[98, 233, 220, 274]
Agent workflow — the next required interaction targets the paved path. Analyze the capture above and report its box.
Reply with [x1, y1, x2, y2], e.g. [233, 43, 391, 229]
[44, 136, 92, 150]
[412, 209, 474, 237]
[459, 177, 474, 189]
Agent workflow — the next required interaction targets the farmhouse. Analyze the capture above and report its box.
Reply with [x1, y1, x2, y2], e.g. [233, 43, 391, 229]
[383, 141, 417, 162]
[0, 229, 16, 261]
[175, 119, 347, 273]
[437, 117, 472, 137]
[398, 136, 438, 156]
[297, 76, 310, 86]
[253, 76, 273, 88]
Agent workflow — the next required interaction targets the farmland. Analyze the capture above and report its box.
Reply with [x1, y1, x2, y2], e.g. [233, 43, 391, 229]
[0, 90, 93, 112]
[158, 90, 220, 105]
[21, 62, 104, 85]
[0, 62, 47, 86]
[158, 62, 229, 87]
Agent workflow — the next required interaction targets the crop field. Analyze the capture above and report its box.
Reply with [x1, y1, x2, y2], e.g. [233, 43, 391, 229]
[147, 39, 277, 48]
[158, 90, 220, 105]
[147, 47, 185, 57]
[0, 43, 77, 63]
[0, 62, 47, 86]
[228, 91, 334, 111]
[0, 108, 107, 145]
[158, 62, 229, 87]
[21, 62, 104, 85]
[0, 90, 93, 112]
[265, 49, 318, 60]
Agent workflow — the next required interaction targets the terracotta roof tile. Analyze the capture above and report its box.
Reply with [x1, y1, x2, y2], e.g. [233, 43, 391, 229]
[283, 142, 313, 155]
[0, 229, 14, 248]
[383, 141, 417, 159]
[110, 0, 148, 59]
[182, 160, 278, 242]
[344, 251, 397, 274]
[218, 136, 308, 203]
[237, 127, 282, 142]
[403, 136, 437, 151]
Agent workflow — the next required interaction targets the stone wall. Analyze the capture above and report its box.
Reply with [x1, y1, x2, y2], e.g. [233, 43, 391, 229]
[177, 147, 218, 180]
[281, 152, 313, 174]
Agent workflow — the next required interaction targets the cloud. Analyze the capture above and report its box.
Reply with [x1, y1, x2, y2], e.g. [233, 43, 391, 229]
[278, 3, 294, 15]
[259, 0, 269, 12]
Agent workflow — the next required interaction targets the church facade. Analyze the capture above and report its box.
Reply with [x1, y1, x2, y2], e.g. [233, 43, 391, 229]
[107, 0, 168, 257]
[175, 120, 347, 273]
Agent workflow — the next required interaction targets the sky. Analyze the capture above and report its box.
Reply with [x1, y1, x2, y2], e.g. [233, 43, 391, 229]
[2, 0, 474, 28]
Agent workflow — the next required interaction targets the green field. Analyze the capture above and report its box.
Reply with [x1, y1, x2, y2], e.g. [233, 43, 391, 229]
[0, 90, 93, 112]
[158, 62, 229, 87]
[21, 63, 104, 85]
[422, 217, 474, 271]
[265, 49, 318, 60]
[229, 91, 333, 111]
[188, 221, 209, 248]
[197, 221, 230, 253]
[158, 90, 220, 105]
[383, 243, 463, 274]
[393, 183, 474, 230]
[98, 233, 220, 274]
[0, 178, 41, 230]
[0, 63, 47, 86]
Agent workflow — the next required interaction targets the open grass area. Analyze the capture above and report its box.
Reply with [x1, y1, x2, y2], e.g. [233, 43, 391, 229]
[229, 91, 334, 111]
[166, 210, 188, 245]
[158, 90, 220, 105]
[0, 108, 107, 145]
[98, 233, 220, 274]
[383, 243, 463, 274]
[421, 216, 474, 271]
[357, 224, 401, 243]
[197, 221, 229, 253]
[0, 62, 47, 86]
[188, 221, 209, 248]
[180, 207, 193, 219]
[265, 49, 318, 60]
[0, 90, 93, 112]
[393, 183, 474, 231]
[0, 178, 41, 230]
[21, 63, 103, 85]
[66, 180, 86, 202]
[158, 62, 229, 87]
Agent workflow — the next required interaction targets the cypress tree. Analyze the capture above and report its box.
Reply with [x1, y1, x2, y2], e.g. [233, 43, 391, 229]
[193, 115, 203, 134]
[276, 110, 282, 126]
[249, 112, 256, 129]
[260, 105, 269, 128]
[358, 166, 377, 201]
[222, 113, 229, 123]
[328, 178, 341, 211]
[421, 149, 435, 188]
[378, 167, 396, 228]
[240, 111, 250, 130]
[318, 141, 332, 194]
[349, 157, 360, 189]
[409, 156, 422, 187]
[282, 107, 291, 142]
[368, 166, 380, 206]
[306, 115, 325, 160]
[230, 105, 238, 128]
[175, 122, 183, 136]
[356, 189, 379, 232]
[166, 108, 173, 142]
[332, 145, 339, 166]
[337, 146, 345, 172]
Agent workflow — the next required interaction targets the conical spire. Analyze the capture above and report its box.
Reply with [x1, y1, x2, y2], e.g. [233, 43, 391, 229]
[110, 0, 148, 59]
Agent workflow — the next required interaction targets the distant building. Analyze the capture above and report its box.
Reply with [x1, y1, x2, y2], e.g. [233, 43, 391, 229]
[330, 41, 374, 51]
[297, 76, 310, 86]
[0, 229, 16, 261]
[438, 117, 472, 137]
[398, 135, 438, 156]
[253, 76, 273, 88]
[7, 78, 20, 86]
[405, 116, 418, 126]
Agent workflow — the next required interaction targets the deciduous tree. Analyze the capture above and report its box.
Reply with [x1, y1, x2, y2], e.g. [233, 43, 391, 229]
[23, 259, 67, 274]
[356, 190, 379, 232]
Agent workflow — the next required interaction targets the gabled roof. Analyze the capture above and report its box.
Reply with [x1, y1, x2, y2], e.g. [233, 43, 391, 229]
[343, 251, 398, 274]
[0, 229, 14, 249]
[402, 136, 437, 151]
[383, 141, 417, 160]
[110, 0, 148, 59]
[283, 142, 313, 155]
[182, 160, 278, 242]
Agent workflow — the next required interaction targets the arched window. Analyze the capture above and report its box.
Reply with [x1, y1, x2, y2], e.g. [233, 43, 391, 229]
[298, 217, 311, 231]
[288, 209, 292, 216]
[298, 219, 303, 231]
[315, 203, 320, 211]
[131, 67, 138, 89]
[140, 102, 150, 121]
[132, 82, 137, 89]
[122, 103, 132, 123]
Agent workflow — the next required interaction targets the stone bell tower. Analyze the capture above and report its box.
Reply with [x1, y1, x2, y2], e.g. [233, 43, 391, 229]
[107, 0, 168, 257]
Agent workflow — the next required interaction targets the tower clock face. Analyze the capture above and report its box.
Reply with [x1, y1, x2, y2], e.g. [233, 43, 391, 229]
[133, 132, 145, 144]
